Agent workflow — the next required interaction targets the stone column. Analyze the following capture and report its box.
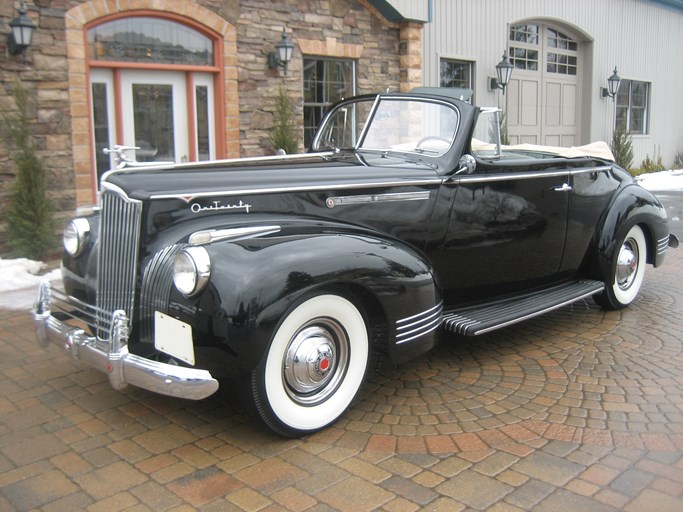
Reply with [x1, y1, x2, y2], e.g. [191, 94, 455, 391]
[399, 22, 423, 92]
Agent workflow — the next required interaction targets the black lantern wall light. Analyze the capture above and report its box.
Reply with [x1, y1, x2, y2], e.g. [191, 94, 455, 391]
[8, 0, 36, 62]
[601, 67, 622, 100]
[268, 29, 294, 75]
[489, 51, 514, 95]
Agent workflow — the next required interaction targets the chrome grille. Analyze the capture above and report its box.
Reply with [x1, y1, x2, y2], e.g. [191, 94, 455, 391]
[139, 244, 184, 343]
[96, 185, 143, 340]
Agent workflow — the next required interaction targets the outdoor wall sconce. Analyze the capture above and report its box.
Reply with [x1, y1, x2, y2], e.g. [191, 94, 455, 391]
[8, 0, 36, 61]
[489, 51, 514, 95]
[601, 67, 622, 100]
[268, 29, 294, 75]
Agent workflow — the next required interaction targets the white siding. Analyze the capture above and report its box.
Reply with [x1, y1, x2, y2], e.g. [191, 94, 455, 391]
[422, 0, 683, 167]
[387, 0, 430, 22]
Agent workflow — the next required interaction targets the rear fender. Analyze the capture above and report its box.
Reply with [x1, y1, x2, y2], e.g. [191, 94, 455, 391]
[591, 183, 669, 278]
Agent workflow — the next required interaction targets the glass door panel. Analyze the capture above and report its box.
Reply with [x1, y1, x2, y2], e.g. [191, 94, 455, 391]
[193, 73, 215, 161]
[121, 71, 187, 164]
[131, 83, 175, 162]
[89, 69, 116, 178]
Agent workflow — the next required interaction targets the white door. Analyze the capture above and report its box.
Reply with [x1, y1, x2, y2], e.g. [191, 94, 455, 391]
[506, 24, 580, 147]
[120, 70, 188, 164]
[90, 69, 216, 177]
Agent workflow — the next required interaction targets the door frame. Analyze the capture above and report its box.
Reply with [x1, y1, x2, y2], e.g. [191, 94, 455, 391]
[506, 22, 583, 147]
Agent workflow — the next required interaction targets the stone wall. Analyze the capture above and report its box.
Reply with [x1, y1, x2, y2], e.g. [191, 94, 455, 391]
[0, 0, 410, 256]
[0, 1, 76, 257]
[234, 0, 402, 156]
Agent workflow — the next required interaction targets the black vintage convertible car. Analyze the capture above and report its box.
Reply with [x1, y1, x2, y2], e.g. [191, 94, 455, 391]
[34, 89, 677, 436]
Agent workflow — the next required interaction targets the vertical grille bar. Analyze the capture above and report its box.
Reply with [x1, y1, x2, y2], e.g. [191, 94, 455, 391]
[97, 185, 143, 340]
[139, 244, 184, 343]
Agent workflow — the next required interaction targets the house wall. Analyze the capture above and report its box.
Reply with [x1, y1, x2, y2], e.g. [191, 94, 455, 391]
[422, 0, 683, 167]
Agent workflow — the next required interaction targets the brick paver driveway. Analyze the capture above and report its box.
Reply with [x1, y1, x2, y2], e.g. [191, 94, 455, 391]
[2, 211, 683, 510]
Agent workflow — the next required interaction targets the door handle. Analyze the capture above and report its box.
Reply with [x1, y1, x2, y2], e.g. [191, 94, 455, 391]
[552, 183, 572, 192]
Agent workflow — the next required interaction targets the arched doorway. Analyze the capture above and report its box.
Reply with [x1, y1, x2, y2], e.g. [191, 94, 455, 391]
[65, 1, 238, 204]
[87, 15, 222, 178]
[506, 22, 583, 147]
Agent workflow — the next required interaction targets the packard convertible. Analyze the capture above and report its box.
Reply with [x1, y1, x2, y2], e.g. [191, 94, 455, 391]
[34, 89, 677, 436]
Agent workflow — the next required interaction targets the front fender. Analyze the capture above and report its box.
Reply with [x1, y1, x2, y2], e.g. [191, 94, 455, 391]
[202, 231, 440, 372]
[592, 183, 670, 277]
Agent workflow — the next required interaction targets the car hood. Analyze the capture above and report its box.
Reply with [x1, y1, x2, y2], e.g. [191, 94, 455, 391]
[102, 151, 443, 201]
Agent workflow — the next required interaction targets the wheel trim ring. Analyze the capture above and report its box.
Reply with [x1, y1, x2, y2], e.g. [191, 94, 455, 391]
[283, 320, 350, 406]
[263, 294, 369, 432]
[616, 238, 639, 291]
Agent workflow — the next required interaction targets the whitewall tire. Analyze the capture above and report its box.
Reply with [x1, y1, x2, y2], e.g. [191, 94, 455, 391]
[251, 293, 369, 437]
[595, 224, 647, 310]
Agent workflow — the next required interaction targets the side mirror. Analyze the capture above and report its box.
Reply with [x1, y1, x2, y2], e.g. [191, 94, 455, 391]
[456, 154, 476, 175]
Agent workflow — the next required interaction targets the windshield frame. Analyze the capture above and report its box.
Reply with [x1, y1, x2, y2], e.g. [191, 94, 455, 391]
[311, 94, 462, 158]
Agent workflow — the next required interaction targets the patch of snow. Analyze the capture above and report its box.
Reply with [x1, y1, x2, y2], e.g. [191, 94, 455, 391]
[637, 169, 683, 192]
[1, 258, 61, 310]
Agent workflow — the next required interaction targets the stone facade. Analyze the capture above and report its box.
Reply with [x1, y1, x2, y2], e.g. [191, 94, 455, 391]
[0, 0, 423, 256]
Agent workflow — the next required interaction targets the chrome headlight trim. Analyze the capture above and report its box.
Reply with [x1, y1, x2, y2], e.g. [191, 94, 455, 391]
[63, 218, 91, 257]
[172, 246, 211, 297]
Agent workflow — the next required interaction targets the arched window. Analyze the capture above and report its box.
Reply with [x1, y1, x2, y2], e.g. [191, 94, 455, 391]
[87, 15, 223, 178]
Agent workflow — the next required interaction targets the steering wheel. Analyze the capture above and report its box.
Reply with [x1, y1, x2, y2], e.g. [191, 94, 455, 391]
[415, 136, 451, 151]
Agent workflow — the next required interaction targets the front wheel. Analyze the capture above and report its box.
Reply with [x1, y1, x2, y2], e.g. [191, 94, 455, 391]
[594, 224, 647, 310]
[250, 293, 369, 437]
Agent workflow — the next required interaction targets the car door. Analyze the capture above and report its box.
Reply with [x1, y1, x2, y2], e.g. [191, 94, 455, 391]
[436, 160, 571, 302]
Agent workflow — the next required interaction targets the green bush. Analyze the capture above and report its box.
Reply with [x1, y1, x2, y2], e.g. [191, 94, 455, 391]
[2, 81, 56, 259]
[269, 86, 299, 155]
[673, 149, 683, 170]
[610, 124, 633, 171]
[630, 146, 666, 177]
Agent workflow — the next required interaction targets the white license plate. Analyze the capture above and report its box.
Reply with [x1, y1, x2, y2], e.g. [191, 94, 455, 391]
[154, 311, 195, 366]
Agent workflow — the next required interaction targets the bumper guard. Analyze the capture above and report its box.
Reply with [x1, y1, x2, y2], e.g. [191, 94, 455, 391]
[32, 281, 219, 400]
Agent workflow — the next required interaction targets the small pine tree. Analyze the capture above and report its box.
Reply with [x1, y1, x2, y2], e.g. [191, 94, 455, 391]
[610, 123, 633, 171]
[268, 86, 299, 155]
[2, 81, 56, 259]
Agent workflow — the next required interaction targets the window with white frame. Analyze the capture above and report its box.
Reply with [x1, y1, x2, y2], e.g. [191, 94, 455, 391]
[616, 80, 650, 134]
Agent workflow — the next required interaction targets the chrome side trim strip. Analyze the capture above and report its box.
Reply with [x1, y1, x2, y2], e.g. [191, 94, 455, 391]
[449, 165, 612, 185]
[150, 178, 442, 201]
[189, 225, 281, 245]
[396, 302, 443, 344]
[102, 151, 336, 181]
[657, 235, 671, 256]
[325, 191, 431, 208]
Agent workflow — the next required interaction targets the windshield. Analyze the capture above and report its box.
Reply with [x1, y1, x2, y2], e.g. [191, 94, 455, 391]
[314, 99, 375, 150]
[313, 96, 460, 156]
[471, 108, 502, 158]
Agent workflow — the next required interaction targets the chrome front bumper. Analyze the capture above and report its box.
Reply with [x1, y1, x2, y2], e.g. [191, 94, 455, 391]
[32, 281, 219, 400]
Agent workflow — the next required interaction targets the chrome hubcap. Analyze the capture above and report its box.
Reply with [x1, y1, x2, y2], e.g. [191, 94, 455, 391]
[616, 239, 639, 290]
[283, 321, 348, 405]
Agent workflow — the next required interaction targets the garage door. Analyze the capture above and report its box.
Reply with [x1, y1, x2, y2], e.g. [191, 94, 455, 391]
[506, 24, 579, 147]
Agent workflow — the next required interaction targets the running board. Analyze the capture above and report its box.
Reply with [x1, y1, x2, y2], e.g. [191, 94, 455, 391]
[442, 280, 605, 336]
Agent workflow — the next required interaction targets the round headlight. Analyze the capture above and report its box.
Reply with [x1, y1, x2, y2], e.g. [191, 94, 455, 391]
[63, 218, 91, 256]
[173, 246, 211, 297]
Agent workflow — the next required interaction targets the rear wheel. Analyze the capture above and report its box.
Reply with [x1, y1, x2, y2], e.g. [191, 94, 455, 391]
[250, 293, 369, 437]
[595, 224, 647, 309]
